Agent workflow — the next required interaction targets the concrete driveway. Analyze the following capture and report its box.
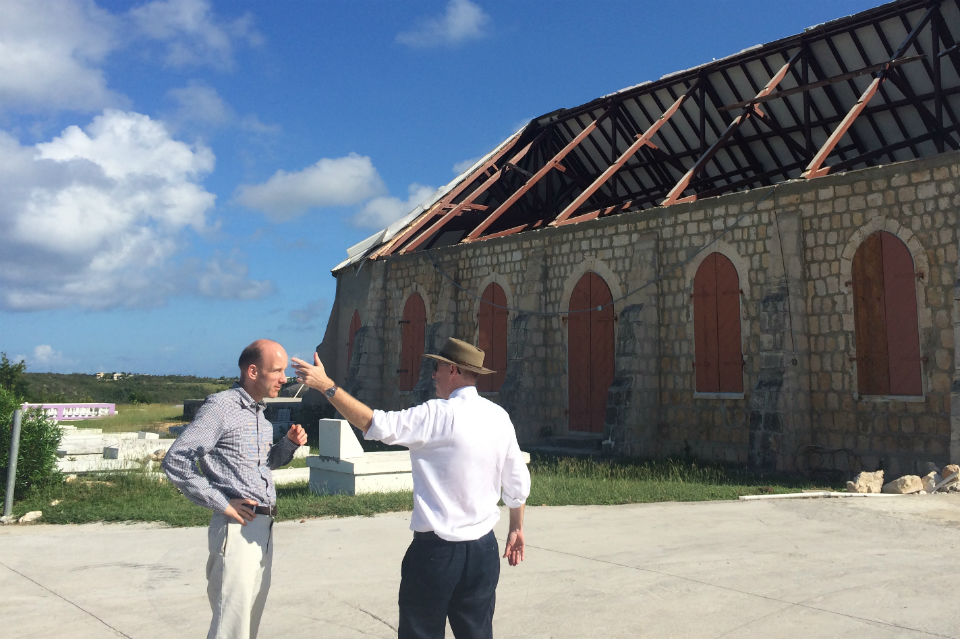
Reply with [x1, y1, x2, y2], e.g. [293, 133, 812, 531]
[2, 494, 959, 638]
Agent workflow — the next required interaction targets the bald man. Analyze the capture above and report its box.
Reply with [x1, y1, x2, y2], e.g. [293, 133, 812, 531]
[163, 339, 308, 638]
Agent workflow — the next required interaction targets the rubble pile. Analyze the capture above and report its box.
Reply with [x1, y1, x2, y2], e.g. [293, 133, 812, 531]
[846, 464, 960, 495]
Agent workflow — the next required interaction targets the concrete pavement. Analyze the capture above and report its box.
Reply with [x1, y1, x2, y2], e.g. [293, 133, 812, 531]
[2, 494, 960, 638]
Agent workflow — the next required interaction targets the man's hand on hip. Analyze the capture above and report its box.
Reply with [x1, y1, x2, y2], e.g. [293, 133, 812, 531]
[224, 497, 258, 525]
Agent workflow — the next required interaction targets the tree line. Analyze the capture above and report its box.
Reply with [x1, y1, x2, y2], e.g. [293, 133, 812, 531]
[2, 353, 232, 404]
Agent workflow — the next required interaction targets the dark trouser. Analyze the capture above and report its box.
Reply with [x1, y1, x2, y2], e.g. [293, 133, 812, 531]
[398, 530, 500, 639]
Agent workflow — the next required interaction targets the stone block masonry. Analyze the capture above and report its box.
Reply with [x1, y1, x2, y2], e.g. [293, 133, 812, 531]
[320, 152, 960, 476]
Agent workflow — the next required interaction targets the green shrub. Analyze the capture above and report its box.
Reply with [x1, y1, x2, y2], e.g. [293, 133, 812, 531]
[0, 387, 63, 501]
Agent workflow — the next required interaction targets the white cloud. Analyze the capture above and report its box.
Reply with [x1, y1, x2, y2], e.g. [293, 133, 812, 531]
[167, 82, 232, 128]
[164, 82, 281, 136]
[353, 183, 438, 229]
[194, 255, 274, 299]
[452, 156, 483, 175]
[396, 0, 490, 48]
[287, 298, 328, 329]
[0, 0, 260, 115]
[128, 0, 262, 69]
[235, 154, 387, 221]
[0, 0, 123, 113]
[13, 345, 75, 371]
[0, 110, 273, 311]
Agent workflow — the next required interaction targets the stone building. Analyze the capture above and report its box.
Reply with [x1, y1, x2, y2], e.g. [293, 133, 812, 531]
[315, 0, 960, 477]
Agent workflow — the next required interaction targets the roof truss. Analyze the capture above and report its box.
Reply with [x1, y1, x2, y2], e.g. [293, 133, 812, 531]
[370, 0, 960, 259]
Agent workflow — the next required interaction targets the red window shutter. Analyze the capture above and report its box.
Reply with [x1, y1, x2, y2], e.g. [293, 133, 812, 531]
[477, 284, 507, 392]
[715, 255, 743, 393]
[853, 233, 890, 394]
[347, 310, 361, 365]
[399, 294, 425, 391]
[880, 232, 922, 395]
[693, 254, 720, 392]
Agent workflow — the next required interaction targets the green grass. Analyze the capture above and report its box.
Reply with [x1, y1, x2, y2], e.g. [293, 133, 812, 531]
[61, 403, 184, 435]
[526, 455, 822, 505]
[6, 454, 834, 527]
[14, 475, 413, 527]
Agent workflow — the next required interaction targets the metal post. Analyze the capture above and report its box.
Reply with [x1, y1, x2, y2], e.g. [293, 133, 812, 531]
[3, 409, 23, 518]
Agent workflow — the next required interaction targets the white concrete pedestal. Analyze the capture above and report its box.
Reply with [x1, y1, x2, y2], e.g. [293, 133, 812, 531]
[306, 418, 530, 496]
[307, 419, 413, 495]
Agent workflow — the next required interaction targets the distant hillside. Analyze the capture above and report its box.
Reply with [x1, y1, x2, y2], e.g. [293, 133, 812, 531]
[23, 373, 234, 404]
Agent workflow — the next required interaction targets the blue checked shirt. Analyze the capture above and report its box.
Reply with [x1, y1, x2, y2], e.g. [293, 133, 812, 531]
[162, 384, 298, 514]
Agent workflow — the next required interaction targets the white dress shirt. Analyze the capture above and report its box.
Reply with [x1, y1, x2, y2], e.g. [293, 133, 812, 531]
[367, 385, 531, 542]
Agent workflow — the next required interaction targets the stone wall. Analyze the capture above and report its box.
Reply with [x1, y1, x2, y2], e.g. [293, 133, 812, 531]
[319, 151, 960, 475]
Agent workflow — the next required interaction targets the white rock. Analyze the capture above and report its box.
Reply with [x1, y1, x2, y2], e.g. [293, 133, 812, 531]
[882, 475, 923, 494]
[922, 471, 941, 493]
[18, 510, 43, 523]
[848, 470, 884, 493]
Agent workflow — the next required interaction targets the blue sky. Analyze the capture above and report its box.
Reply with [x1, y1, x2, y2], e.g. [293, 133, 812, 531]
[1, 0, 882, 377]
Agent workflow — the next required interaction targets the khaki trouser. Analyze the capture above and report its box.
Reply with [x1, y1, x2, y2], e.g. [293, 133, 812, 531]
[206, 512, 274, 639]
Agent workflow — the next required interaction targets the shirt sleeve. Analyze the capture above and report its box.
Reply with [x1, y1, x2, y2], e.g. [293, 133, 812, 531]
[500, 423, 531, 508]
[268, 435, 299, 469]
[366, 402, 440, 450]
[161, 399, 230, 514]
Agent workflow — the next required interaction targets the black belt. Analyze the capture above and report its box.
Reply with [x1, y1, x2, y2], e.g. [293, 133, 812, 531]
[254, 505, 277, 517]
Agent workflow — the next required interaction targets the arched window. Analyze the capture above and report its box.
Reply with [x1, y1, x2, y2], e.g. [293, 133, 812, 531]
[398, 294, 425, 391]
[693, 253, 743, 393]
[477, 283, 507, 392]
[347, 310, 361, 366]
[852, 231, 922, 395]
[568, 272, 614, 433]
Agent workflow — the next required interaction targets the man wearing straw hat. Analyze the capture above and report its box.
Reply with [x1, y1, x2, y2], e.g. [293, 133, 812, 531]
[293, 337, 530, 639]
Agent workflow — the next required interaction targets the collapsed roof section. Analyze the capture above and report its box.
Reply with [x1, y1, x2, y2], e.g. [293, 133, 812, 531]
[337, 0, 960, 271]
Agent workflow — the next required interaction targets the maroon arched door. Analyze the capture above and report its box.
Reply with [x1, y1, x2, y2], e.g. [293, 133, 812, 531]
[477, 283, 507, 392]
[398, 294, 425, 391]
[693, 253, 743, 393]
[568, 272, 614, 433]
[347, 310, 361, 365]
[852, 231, 922, 395]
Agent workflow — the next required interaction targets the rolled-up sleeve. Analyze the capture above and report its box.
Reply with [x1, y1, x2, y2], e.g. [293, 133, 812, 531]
[500, 433, 531, 508]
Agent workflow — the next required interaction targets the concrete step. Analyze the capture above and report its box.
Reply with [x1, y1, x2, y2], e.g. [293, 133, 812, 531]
[57, 437, 117, 456]
[57, 455, 144, 473]
[104, 439, 176, 460]
[60, 427, 103, 436]
[523, 434, 604, 459]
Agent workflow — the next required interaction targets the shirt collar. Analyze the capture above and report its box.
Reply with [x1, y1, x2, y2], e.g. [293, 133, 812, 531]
[448, 385, 478, 400]
[232, 382, 266, 411]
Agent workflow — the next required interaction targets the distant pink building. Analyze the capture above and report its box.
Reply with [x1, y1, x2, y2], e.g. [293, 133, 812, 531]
[22, 403, 116, 421]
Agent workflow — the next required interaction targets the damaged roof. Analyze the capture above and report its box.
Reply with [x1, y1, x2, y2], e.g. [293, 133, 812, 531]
[336, 0, 960, 271]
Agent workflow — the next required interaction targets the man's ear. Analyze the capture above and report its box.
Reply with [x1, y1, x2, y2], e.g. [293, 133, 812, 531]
[246, 363, 259, 380]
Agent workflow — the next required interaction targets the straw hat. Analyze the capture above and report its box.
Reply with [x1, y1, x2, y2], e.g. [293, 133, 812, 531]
[423, 337, 495, 375]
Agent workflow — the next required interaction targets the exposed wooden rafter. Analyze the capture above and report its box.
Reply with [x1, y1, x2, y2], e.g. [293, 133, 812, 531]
[462, 108, 614, 242]
[550, 90, 692, 227]
[334, 0, 960, 270]
[662, 49, 802, 205]
[803, 4, 938, 179]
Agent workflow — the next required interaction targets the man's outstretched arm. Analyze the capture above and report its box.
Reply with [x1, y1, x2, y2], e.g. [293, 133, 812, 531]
[292, 353, 374, 433]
